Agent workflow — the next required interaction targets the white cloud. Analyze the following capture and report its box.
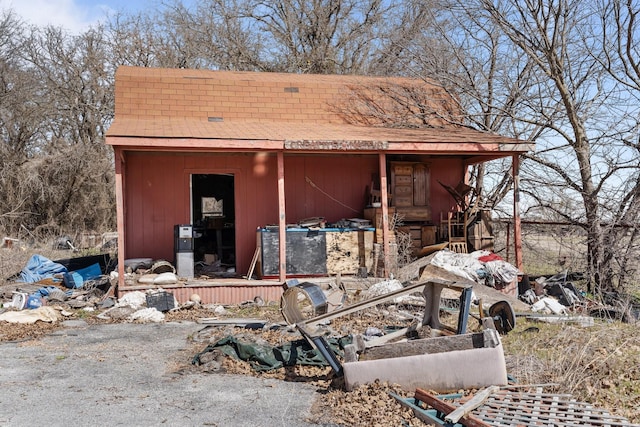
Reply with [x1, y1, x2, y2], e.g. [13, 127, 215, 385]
[0, 0, 106, 33]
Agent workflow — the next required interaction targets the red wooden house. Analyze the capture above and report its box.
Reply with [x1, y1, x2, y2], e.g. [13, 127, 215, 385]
[105, 66, 533, 304]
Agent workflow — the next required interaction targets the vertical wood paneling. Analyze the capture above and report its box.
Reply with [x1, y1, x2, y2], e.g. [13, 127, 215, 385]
[124, 152, 390, 273]
[285, 155, 377, 223]
[125, 152, 281, 273]
[413, 163, 429, 206]
[430, 158, 464, 224]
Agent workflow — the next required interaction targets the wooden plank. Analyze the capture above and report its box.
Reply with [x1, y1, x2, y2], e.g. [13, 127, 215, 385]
[379, 153, 390, 278]
[245, 246, 260, 280]
[360, 331, 485, 361]
[326, 230, 373, 275]
[512, 154, 523, 270]
[114, 147, 126, 291]
[446, 386, 500, 423]
[277, 151, 286, 281]
[414, 388, 491, 427]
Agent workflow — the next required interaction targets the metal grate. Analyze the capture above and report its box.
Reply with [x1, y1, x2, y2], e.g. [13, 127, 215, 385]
[394, 386, 639, 427]
[476, 388, 637, 426]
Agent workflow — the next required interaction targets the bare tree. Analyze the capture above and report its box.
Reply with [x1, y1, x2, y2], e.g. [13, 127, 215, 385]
[104, 0, 447, 76]
[387, 1, 543, 211]
[0, 18, 116, 238]
[469, 0, 640, 294]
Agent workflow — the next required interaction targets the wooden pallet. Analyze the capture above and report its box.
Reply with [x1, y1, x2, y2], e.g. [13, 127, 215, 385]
[393, 386, 639, 427]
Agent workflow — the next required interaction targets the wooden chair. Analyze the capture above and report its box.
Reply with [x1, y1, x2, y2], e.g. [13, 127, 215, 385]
[447, 211, 468, 253]
[368, 181, 392, 206]
[439, 180, 475, 211]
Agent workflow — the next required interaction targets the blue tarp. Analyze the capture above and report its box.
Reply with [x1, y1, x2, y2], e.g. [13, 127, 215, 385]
[18, 254, 68, 283]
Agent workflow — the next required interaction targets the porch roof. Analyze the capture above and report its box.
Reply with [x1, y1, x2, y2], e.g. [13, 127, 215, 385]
[106, 66, 534, 158]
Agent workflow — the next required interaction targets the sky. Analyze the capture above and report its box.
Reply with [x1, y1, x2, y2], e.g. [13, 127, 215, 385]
[0, 0, 168, 32]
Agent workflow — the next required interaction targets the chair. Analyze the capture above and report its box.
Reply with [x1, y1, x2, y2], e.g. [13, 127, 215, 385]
[439, 180, 475, 211]
[368, 181, 392, 206]
[447, 211, 468, 253]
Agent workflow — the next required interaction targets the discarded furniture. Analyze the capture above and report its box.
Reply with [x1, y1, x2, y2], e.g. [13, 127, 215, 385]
[418, 241, 449, 257]
[257, 227, 374, 277]
[448, 211, 468, 253]
[283, 278, 486, 388]
[393, 386, 639, 427]
[363, 206, 396, 245]
[439, 180, 475, 211]
[285, 279, 472, 334]
[367, 180, 392, 207]
[467, 209, 495, 252]
[343, 329, 507, 392]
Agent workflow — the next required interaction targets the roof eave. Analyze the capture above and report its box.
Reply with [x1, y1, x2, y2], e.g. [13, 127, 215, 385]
[105, 135, 534, 156]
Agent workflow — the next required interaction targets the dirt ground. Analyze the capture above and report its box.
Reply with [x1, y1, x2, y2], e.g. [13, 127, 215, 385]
[2, 298, 639, 426]
[0, 319, 329, 427]
[0, 303, 426, 427]
[1, 244, 638, 426]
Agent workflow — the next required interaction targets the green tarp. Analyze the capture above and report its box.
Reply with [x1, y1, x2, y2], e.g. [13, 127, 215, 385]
[192, 335, 351, 371]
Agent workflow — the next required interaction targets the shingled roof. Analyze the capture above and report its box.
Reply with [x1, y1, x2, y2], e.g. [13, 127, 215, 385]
[106, 66, 533, 155]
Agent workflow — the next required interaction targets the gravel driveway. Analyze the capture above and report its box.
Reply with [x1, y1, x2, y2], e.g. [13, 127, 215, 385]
[0, 320, 326, 427]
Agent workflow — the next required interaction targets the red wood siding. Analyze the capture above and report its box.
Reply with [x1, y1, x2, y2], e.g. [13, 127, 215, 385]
[123, 152, 382, 273]
[284, 155, 379, 223]
[430, 158, 466, 223]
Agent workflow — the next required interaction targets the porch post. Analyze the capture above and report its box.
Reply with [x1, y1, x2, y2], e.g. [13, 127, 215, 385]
[512, 154, 523, 270]
[114, 147, 126, 292]
[277, 151, 287, 281]
[378, 153, 390, 277]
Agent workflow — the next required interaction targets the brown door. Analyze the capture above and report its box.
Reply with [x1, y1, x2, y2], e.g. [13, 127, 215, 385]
[413, 163, 429, 206]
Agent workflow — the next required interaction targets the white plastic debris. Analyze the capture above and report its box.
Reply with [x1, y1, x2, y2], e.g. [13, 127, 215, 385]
[116, 291, 147, 309]
[213, 305, 227, 315]
[531, 297, 567, 315]
[363, 279, 403, 298]
[431, 250, 484, 282]
[153, 272, 178, 285]
[0, 306, 61, 324]
[128, 307, 165, 323]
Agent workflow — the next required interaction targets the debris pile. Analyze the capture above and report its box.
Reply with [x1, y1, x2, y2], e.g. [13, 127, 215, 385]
[0, 254, 114, 315]
[0, 254, 205, 325]
[430, 249, 520, 290]
[520, 270, 638, 324]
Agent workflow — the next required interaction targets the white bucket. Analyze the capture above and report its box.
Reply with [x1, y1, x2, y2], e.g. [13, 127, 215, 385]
[11, 292, 28, 310]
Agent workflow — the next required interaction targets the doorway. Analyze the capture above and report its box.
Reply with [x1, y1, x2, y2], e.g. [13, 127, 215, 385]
[191, 174, 236, 275]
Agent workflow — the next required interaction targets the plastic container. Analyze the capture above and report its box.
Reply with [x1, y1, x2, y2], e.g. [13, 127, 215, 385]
[11, 292, 28, 310]
[146, 291, 175, 312]
[26, 294, 44, 309]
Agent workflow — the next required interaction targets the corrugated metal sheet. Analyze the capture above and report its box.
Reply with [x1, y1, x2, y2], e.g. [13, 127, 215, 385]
[119, 283, 283, 305]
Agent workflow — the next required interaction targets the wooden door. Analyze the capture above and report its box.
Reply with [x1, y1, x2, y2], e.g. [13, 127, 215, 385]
[413, 163, 429, 206]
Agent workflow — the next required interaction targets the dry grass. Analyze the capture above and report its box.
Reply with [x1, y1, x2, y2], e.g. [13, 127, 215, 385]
[502, 321, 640, 423]
[2, 234, 640, 425]
[1, 295, 639, 425]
